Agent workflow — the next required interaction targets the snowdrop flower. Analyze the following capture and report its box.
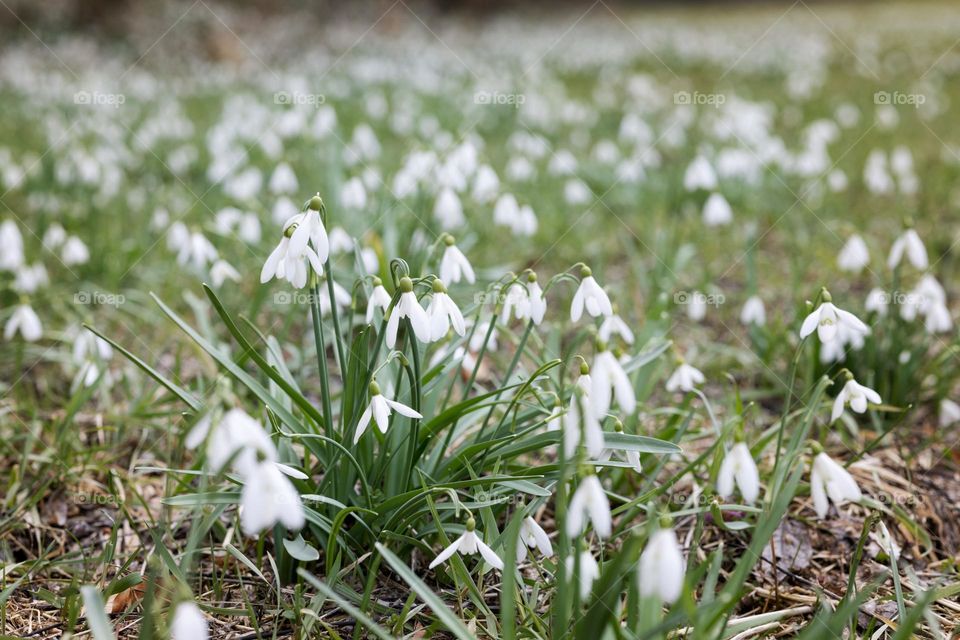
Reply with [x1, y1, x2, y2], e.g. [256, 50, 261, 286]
[502, 272, 547, 326]
[43, 223, 67, 249]
[819, 323, 866, 364]
[340, 176, 367, 210]
[428, 517, 503, 570]
[566, 548, 600, 599]
[328, 227, 354, 255]
[564, 179, 591, 205]
[683, 155, 717, 191]
[61, 236, 90, 266]
[598, 313, 634, 345]
[702, 193, 732, 226]
[665, 362, 704, 393]
[717, 442, 760, 503]
[591, 343, 636, 418]
[493, 193, 519, 227]
[838, 235, 870, 272]
[240, 458, 305, 535]
[925, 301, 952, 334]
[865, 288, 888, 316]
[288, 196, 330, 264]
[4, 304, 42, 342]
[198, 408, 278, 474]
[831, 374, 882, 422]
[514, 205, 538, 237]
[687, 291, 707, 322]
[571, 267, 613, 321]
[13, 263, 48, 293]
[888, 228, 928, 270]
[799, 292, 869, 343]
[427, 280, 466, 342]
[269, 162, 298, 194]
[354, 380, 423, 443]
[810, 452, 862, 518]
[0, 220, 24, 270]
[210, 259, 240, 287]
[272, 196, 298, 224]
[517, 516, 553, 563]
[317, 277, 352, 316]
[366, 277, 392, 324]
[563, 387, 605, 459]
[439, 236, 475, 284]
[939, 399, 960, 428]
[433, 187, 465, 230]
[170, 602, 208, 640]
[638, 528, 685, 604]
[238, 213, 261, 244]
[566, 474, 611, 539]
[472, 164, 499, 203]
[386, 277, 431, 348]
[740, 295, 766, 327]
[260, 215, 324, 289]
[72, 329, 113, 386]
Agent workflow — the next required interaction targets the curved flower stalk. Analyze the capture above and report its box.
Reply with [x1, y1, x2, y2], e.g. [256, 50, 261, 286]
[810, 452, 862, 519]
[386, 276, 430, 348]
[566, 474, 611, 539]
[570, 265, 613, 321]
[799, 289, 868, 343]
[428, 517, 503, 570]
[638, 527, 685, 604]
[353, 380, 422, 443]
[831, 373, 881, 422]
[717, 442, 760, 503]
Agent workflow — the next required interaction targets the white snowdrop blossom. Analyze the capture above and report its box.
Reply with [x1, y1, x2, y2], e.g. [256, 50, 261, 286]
[516, 516, 553, 563]
[566, 549, 600, 599]
[429, 518, 503, 570]
[838, 235, 870, 272]
[196, 408, 277, 475]
[260, 214, 324, 289]
[240, 458, 305, 535]
[666, 362, 704, 393]
[717, 442, 760, 503]
[591, 345, 636, 418]
[683, 155, 717, 191]
[939, 399, 960, 428]
[831, 376, 882, 422]
[433, 187, 465, 230]
[386, 277, 431, 348]
[638, 528, 685, 604]
[563, 388, 605, 459]
[340, 176, 367, 210]
[799, 296, 869, 343]
[865, 288, 888, 316]
[288, 197, 330, 264]
[810, 452, 862, 518]
[888, 228, 928, 270]
[61, 236, 90, 266]
[598, 314, 634, 344]
[687, 291, 707, 322]
[366, 278, 392, 323]
[4, 304, 42, 342]
[0, 220, 24, 270]
[210, 259, 240, 287]
[740, 295, 766, 326]
[702, 192, 733, 226]
[571, 268, 613, 321]
[566, 474, 611, 539]
[426, 280, 466, 342]
[170, 602, 208, 640]
[353, 380, 423, 443]
[269, 163, 299, 194]
[439, 237, 475, 284]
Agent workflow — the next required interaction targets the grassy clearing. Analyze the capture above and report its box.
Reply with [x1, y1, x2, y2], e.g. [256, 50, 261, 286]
[3, 2, 960, 638]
